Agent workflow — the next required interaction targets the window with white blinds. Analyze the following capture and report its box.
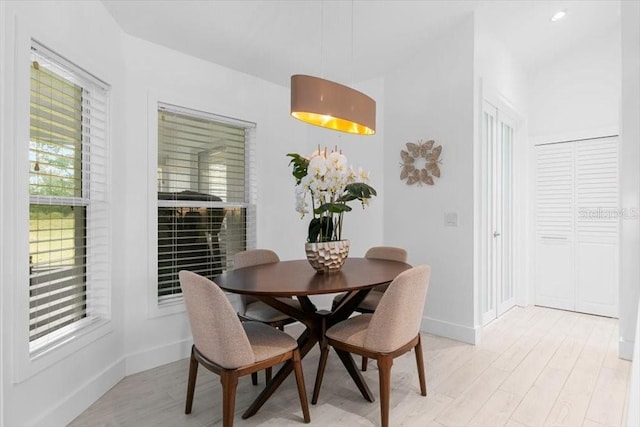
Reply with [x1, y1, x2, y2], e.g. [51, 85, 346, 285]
[29, 42, 110, 350]
[157, 104, 255, 300]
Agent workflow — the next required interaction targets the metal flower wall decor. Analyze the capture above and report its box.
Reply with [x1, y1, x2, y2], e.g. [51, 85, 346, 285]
[400, 140, 442, 186]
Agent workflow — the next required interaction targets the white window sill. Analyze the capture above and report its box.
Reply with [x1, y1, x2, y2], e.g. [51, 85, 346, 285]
[14, 316, 112, 383]
[29, 316, 108, 359]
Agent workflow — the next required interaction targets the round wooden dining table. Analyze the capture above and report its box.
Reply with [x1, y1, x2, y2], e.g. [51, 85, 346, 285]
[215, 257, 411, 419]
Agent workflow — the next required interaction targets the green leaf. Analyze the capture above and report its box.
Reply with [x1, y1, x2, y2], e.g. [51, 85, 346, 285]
[338, 183, 377, 202]
[307, 216, 334, 243]
[314, 203, 352, 215]
[286, 153, 309, 184]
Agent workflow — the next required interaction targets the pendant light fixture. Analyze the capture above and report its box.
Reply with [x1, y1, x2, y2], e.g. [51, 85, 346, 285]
[290, 1, 376, 135]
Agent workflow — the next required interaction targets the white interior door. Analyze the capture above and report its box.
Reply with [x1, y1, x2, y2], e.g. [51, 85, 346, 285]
[574, 138, 619, 317]
[482, 101, 516, 325]
[497, 116, 516, 316]
[534, 137, 619, 317]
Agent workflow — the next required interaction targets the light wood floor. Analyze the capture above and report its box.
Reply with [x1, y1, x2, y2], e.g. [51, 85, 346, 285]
[69, 306, 632, 427]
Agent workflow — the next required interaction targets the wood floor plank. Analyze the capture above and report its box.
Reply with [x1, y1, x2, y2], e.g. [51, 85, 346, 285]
[435, 349, 500, 398]
[544, 315, 622, 427]
[582, 419, 608, 427]
[584, 366, 629, 427]
[434, 366, 511, 426]
[543, 367, 600, 427]
[510, 366, 570, 426]
[491, 334, 540, 373]
[499, 333, 566, 397]
[467, 389, 521, 427]
[547, 335, 585, 371]
[395, 392, 453, 426]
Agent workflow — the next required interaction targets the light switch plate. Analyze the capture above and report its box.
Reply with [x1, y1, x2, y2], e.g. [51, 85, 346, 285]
[445, 212, 458, 227]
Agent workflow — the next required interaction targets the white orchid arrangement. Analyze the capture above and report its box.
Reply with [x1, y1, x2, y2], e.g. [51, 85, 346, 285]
[287, 147, 377, 243]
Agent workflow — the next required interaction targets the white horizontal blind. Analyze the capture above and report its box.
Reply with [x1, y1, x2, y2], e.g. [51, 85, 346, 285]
[576, 137, 618, 241]
[157, 104, 254, 299]
[535, 143, 574, 240]
[29, 42, 110, 347]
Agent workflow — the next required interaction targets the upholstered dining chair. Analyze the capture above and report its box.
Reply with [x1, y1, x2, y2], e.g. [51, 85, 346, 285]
[179, 270, 310, 427]
[331, 246, 408, 371]
[233, 249, 301, 385]
[314, 265, 431, 427]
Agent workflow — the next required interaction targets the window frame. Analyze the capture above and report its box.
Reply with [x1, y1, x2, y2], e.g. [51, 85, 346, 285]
[11, 38, 113, 383]
[146, 98, 256, 318]
[27, 41, 111, 356]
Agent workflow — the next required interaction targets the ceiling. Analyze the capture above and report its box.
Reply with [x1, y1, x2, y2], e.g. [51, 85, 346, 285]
[101, 0, 621, 87]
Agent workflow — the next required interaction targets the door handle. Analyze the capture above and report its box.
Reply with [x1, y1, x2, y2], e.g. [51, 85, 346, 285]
[493, 232, 501, 238]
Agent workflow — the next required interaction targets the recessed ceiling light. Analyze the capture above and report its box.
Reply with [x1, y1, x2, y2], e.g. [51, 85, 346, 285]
[551, 10, 567, 22]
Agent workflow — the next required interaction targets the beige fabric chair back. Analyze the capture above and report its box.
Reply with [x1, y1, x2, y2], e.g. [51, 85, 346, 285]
[234, 249, 280, 268]
[365, 246, 408, 263]
[364, 265, 431, 353]
[233, 249, 280, 306]
[179, 270, 255, 369]
[366, 246, 408, 292]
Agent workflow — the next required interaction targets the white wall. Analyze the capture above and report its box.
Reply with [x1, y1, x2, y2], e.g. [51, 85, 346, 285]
[475, 31, 529, 113]
[1, 1, 126, 426]
[383, 15, 477, 343]
[1, 1, 387, 424]
[620, 0, 640, 362]
[528, 25, 621, 143]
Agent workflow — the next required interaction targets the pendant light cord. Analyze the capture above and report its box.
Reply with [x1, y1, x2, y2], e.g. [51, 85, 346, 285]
[320, 0, 324, 78]
[351, 0, 354, 85]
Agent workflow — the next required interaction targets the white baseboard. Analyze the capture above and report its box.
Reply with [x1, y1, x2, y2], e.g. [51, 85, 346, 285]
[125, 337, 193, 376]
[619, 337, 635, 361]
[27, 338, 194, 427]
[421, 316, 480, 345]
[28, 357, 126, 427]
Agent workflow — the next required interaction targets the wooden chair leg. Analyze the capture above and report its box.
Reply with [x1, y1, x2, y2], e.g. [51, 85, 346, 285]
[251, 372, 258, 385]
[221, 372, 239, 427]
[311, 340, 330, 404]
[292, 349, 311, 423]
[414, 335, 427, 396]
[185, 348, 199, 414]
[361, 356, 368, 371]
[265, 367, 273, 383]
[377, 355, 393, 427]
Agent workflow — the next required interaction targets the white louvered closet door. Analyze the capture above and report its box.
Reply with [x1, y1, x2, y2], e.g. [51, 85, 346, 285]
[575, 137, 619, 317]
[535, 143, 575, 311]
[534, 137, 619, 317]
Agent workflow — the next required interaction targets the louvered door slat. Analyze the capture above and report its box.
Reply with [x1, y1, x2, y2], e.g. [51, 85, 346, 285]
[576, 138, 619, 240]
[535, 144, 573, 239]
